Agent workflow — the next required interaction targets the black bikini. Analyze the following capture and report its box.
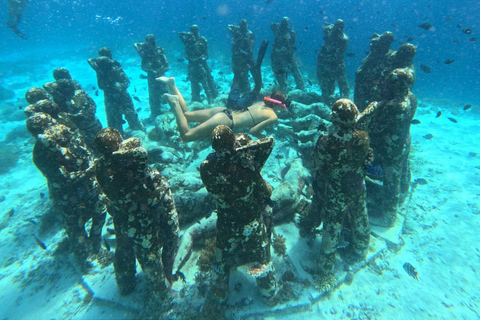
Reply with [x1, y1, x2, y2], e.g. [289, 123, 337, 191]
[222, 107, 257, 129]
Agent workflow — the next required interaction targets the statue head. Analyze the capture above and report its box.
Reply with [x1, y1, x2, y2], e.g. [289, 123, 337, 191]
[25, 87, 49, 104]
[98, 47, 113, 59]
[94, 127, 124, 155]
[281, 17, 290, 29]
[239, 19, 248, 31]
[26, 112, 55, 136]
[211, 125, 235, 157]
[145, 34, 156, 46]
[331, 99, 360, 130]
[190, 25, 199, 35]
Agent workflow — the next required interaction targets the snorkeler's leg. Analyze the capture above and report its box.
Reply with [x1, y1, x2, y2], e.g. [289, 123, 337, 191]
[157, 76, 188, 113]
[182, 113, 231, 142]
[164, 94, 190, 139]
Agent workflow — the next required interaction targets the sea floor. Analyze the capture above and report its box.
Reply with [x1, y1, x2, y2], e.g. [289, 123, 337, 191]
[0, 51, 479, 320]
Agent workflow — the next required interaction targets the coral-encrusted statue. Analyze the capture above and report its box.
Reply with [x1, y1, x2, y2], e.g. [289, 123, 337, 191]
[200, 125, 279, 306]
[303, 99, 372, 290]
[26, 112, 106, 268]
[94, 128, 179, 296]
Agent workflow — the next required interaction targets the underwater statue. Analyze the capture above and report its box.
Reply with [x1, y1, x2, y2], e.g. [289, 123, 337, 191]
[354, 31, 417, 112]
[228, 19, 256, 95]
[366, 68, 417, 228]
[42, 68, 103, 152]
[270, 17, 304, 91]
[134, 34, 170, 118]
[354, 31, 395, 111]
[7, 0, 28, 39]
[25, 112, 106, 268]
[178, 25, 218, 104]
[317, 19, 350, 104]
[88, 47, 144, 134]
[94, 128, 180, 296]
[300, 99, 372, 290]
[159, 76, 288, 141]
[200, 125, 279, 308]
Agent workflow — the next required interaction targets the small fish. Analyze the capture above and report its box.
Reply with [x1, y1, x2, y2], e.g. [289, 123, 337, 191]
[202, 16, 206, 20]
[173, 270, 187, 283]
[464, 104, 472, 111]
[411, 119, 421, 124]
[448, 117, 458, 123]
[446, 17, 451, 22]
[457, 24, 462, 29]
[307, 79, 313, 86]
[95, 90, 99, 97]
[335, 241, 350, 250]
[39, 192, 45, 199]
[92, 86, 96, 90]
[139, 74, 148, 79]
[436, 111, 442, 118]
[106, 228, 116, 235]
[418, 23, 432, 30]
[427, 5, 432, 8]
[18, 105, 23, 110]
[24, 218, 37, 225]
[32, 234, 47, 250]
[346, 52, 356, 57]
[318, 10, 324, 14]
[470, 37, 477, 42]
[134, 86, 137, 93]
[274, 69, 286, 75]
[406, 37, 414, 42]
[133, 96, 141, 102]
[403, 262, 419, 280]
[391, 23, 397, 28]
[176, 58, 185, 62]
[423, 134, 434, 140]
[453, 40, 459, 44]
[463, 28, 473, 34]
[136, 107, 142, 112]
[218, 71, 224, 75]
[8, 208, 15, 217]
[413, 178, 428, 185]
[267, 0, 274, 3]
[103, 238, 111, 251]
[420, 64, 431, 73]
[444, 59, 455, 64]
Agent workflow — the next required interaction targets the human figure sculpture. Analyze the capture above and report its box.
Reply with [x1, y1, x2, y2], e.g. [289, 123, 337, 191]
[228, 19, 256, 95]
[317, 19, 350, 104]
[94, 128, 180, 296]
[134, 34, 170, 118]
[300, 99, 372, 290]
[25, 112, 106, 267]
[88, 47, 144, 134]
[42, 68, 103, 152]
[200, 125, 279, 306]
[270, 17, 304, 91]
[178, 25, 218, 104]
[7, 0, 28, 39]
[366, 68, 417, 228]
[354, 31, 395, 111]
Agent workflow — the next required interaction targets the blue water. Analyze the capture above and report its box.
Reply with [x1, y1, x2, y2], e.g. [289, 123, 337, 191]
[1, 0, 479, 103]
[1, 0, 480, 319]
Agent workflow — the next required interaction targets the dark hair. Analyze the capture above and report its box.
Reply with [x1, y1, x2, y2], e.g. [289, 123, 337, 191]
[269, 91, 291, 109]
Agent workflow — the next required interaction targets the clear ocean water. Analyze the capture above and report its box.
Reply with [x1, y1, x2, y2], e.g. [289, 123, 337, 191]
[0, 0, 479, 319]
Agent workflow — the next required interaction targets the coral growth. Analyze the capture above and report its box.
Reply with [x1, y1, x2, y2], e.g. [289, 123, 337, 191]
[197, 237, 216, 272]
[272, 231, 287, 257]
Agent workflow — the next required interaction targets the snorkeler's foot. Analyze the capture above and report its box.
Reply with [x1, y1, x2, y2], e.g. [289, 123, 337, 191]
[163, 93, 180, 107]
[156, 76, 176, 89]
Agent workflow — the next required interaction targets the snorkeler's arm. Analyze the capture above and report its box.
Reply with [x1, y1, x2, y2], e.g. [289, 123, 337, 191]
[249, 115, 278, 138]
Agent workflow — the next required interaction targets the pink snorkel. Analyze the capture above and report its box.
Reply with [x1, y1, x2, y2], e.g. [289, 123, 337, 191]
[264, 96, 287, 110]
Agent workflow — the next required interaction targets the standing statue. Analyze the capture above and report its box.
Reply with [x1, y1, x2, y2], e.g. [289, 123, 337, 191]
[300, 99, 372, 291]
[270, 17, 304, 91]
[134, 34, 169, 118]
[228, 19, 256, 95]
[88, 47, 144, 134]
[317, 19, 350, 104]
[178, 25, 218, 104]
[200, 125, 279, 308]
[26, 112, 106, 268]
[366, 68, 417, 228]
[43, 68, 103, 152]
[94, 128, 180, 296]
